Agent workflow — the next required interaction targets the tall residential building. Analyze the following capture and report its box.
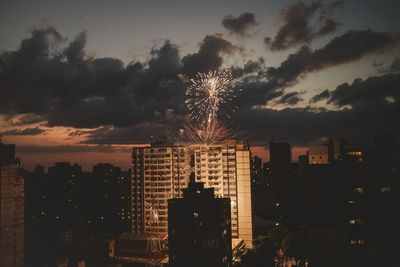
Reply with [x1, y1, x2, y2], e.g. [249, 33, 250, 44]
[0, 141, 24, 267]
[168, 182, 232, 267]
[131, 144, 191, 235]
[190, 140, 253, 248]
[131, 139, 253, 248]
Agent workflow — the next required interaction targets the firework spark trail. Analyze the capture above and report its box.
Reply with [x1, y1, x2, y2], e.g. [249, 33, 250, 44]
[185, 69, 237, 124]
[184, 69, 238, 144]
[184, 120, 233, 144]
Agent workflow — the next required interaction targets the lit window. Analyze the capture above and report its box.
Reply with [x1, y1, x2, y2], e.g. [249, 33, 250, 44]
[381, 187, 391, 193]
[355, 187, 364, 193]
[351, 240, 366, 245]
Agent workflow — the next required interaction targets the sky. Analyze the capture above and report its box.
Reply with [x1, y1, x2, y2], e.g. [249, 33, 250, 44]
[0, 0, 399, 170]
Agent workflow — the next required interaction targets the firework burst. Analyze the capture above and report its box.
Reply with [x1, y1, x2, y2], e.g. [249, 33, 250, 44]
[183, 69, 238, 144]
[185, 69, 237, 124]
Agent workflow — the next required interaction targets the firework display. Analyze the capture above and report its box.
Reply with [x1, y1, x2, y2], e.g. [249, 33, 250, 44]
[184, 69, 238, 144]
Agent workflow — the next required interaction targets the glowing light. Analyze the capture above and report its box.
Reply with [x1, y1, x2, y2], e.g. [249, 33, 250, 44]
[183, 69, 238, 144]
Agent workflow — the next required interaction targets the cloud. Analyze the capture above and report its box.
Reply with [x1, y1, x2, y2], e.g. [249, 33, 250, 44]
[182, 34, 238, 75]
[64, 29, 87, 64]
[234, 99, 399, 145]
[264, 0, 343, 50]
[268, 30, 400, 83]
[16, 144, 130, 153]
[276, 92, 303, 105]
[222, 12, 259, 36]
[236, 30, 400, 108]
[1, 25, 400, 147]
[0, 27, 191, 129]
[81, 124, 167, 144]
[233, 73, 400, 145]
[0, 127, 46, 136]
[4, 114, 46, 126]
[327, 72, 400, 108]
[390, 57, 400, 72]
[310, 89, 330, 103]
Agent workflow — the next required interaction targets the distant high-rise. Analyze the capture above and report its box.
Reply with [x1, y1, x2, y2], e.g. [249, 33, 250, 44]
[251, 156, 263, 186]
[131, 139, 253, 248]
[328, 137, 347, 162]
[269, 140, 291, 167]
[48, 162, 83, 228]
[93, 163, 131, 234]
[308, 145, 329, 165]
[0, 141, 24, 267]
[168, 182, 232, 267]
[268, 140, 292, 190]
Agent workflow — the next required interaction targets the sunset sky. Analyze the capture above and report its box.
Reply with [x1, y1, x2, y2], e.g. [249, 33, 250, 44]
[1, 0, 399, 170]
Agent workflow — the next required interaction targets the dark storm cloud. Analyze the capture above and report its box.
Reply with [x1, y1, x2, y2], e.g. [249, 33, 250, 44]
[182, 34, 238, 75]
[81, 125, 167, 144]
[233, 70, 400, 145]
[390, 57, 400, 72]
[2, 25, 400, 146]
[0, 27, 197, 128]
[276, 92, 303, 105]
[64, 30, 87, 64]
[237, 30, 400, 108]
[244, 58, 265, 73]
[76, 73, 400, 146]
[327, 72, 400, 107]
[264, 0, 343, 51]
[310, 89, 330, 103]
[267, 30, 400, 85]
[222, 12, 259, 36]
[234, 99, 399, 145]
[0, 127, 46, 136]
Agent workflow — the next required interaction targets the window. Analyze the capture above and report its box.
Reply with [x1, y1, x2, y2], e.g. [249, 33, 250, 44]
[381, 187, 391, 193]
[355, 187, 364, 194]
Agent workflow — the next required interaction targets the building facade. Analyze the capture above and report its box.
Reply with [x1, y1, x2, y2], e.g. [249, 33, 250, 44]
[308, 145, 329, 165]
[190, 140, 253, 248]
[0, 142, 24, 267]
[131, 140, 253, 248]
[131, 144, 191, 235]
[168, 182, 232, 267]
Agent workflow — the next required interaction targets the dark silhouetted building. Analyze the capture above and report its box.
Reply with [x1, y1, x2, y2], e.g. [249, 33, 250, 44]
[251, 155, 263, 186]
[328, 137, 347, 162]
[269, 140, 291, 167]
[92, 163, 131, 235]
[168, 182, 232, 267]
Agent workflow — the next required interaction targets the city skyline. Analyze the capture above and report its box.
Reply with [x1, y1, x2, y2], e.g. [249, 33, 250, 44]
[0, 0, 399, 169]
